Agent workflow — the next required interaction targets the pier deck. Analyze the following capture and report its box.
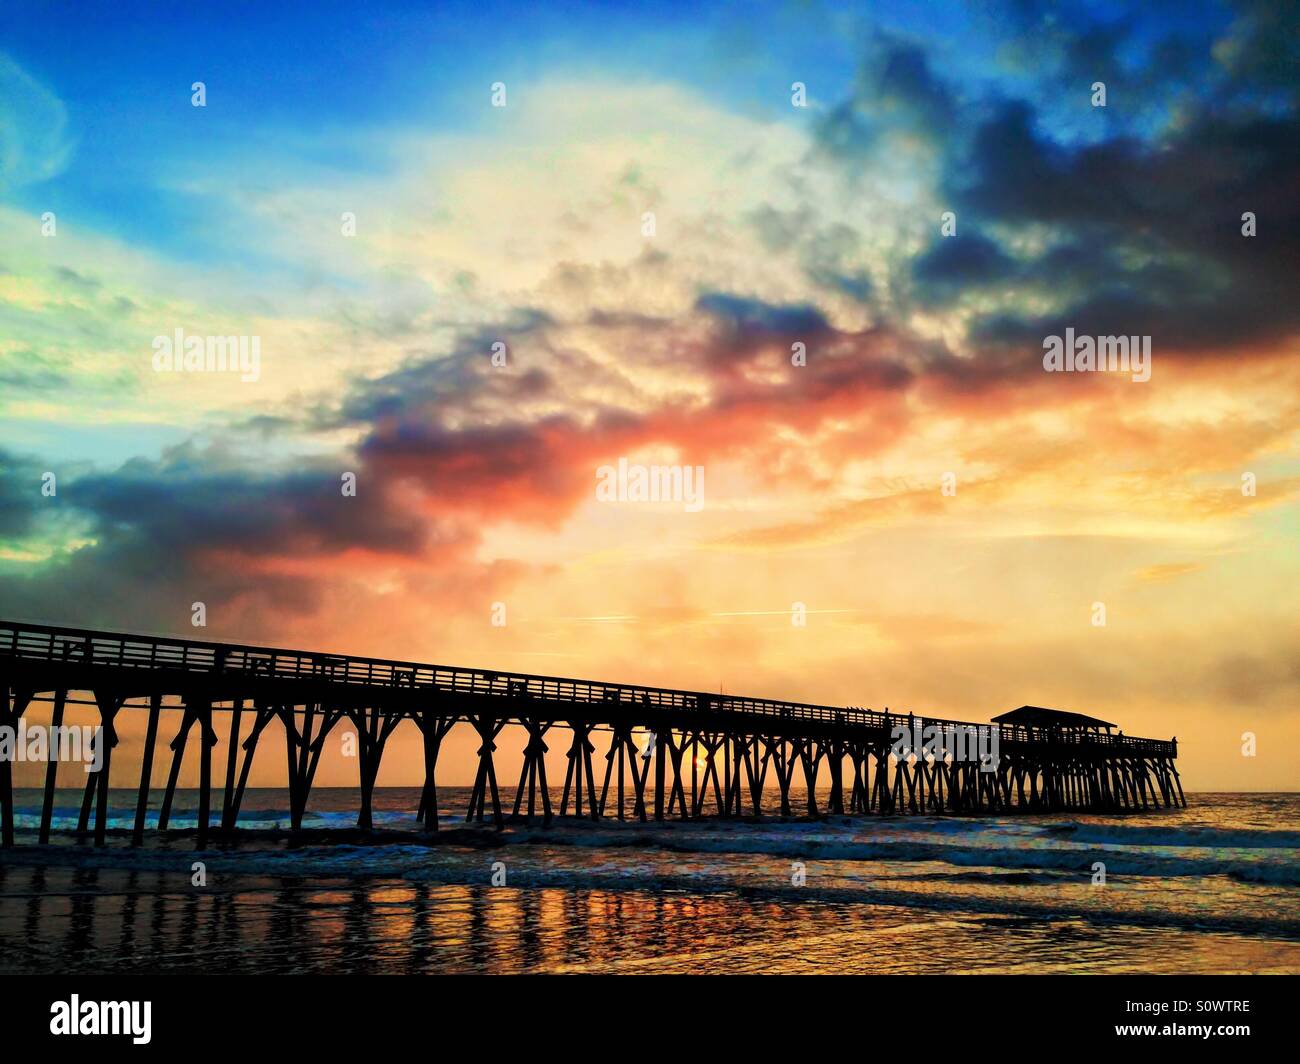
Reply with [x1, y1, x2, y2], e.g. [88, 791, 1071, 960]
[0, 620, 1185, 847]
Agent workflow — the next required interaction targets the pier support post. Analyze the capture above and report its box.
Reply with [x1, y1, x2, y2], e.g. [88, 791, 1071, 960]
[662, 731, 690, 820]
[560, 722, 600, 820]
[598, 725, 624, 820]
[282, 704, 342, 831]
[0, 685, 34, 846]
[773, 739, 794, 816]
[511, 719, 553, 825]
[39, 689, 68, 843]
[195, 699, 215, 849]
[691, 732, 726, 818]
[349, 706, 402, 831]
[415, 714, 456, 832]
[225, 705, 276, 831]
[131, 692, 162, 844]
[631, 733, 652, 821]
[872, 748, 893, 812]
[77, 767, 95, 833]
[597, 725, 649, 821]
[465, 715, 505, 828]
[796, 739, 821, 816]
[157, 704, 199, 831]
[653, 728, 666, 821]
[825, 739, 844, 815]
[722, 735, 734, 815]
[739, 735, 765, 817]
[1170, 761, 1187, 808]
[847, 743, 867, 813]
[220, 698, 244, 830]
[91, 689, 126, 847]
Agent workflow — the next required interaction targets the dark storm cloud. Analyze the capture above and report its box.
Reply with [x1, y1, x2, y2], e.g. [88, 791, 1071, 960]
[1213, 0, 1300, 96]
[694, 293, 831, 345]
[0, 445, 433, 632]
[911, 231, 1018, 300]
[336, 309, 555, 426]
[0, 449, 46, 538]
[811, 35, 956, 167]
[879, 0, 1300, 361]
[989, 0, 1215, 109]
[70, 457, 425, 557]
[946, 103, 1300, 351]
[873, 39, 958, 131]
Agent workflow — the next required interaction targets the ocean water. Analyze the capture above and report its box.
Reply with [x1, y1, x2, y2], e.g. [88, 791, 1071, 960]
[0, 788, 1296, 974]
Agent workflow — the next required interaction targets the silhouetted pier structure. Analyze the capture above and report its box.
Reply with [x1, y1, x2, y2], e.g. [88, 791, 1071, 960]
[0, 621, 1184, 847]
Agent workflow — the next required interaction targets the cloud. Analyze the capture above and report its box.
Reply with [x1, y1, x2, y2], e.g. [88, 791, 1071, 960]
[910, 230, 1018, 301]
[949, 101, 1300, 353]
[0, 54, 74, 189]
[1133, 562, 1205, 584]
[0, 440, 447, 635]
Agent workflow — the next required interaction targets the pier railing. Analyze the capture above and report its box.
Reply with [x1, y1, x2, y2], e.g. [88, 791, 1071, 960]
[0, 620, 1175, 756]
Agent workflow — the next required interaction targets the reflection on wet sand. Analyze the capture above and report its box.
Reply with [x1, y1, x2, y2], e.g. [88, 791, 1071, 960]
[3, 862, 1299, 974]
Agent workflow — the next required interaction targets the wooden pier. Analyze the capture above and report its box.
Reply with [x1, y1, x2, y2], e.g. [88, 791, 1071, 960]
[0, 621, 1185, 847]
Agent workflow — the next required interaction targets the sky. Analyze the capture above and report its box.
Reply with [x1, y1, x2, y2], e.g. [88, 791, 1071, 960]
[1, 0, 1297, 791]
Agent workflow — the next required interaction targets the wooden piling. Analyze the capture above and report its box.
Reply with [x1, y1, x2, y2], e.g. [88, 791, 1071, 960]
[92, 690, 124, 846]
[221, 698, 243, 828]
[38, 689, 67, 843]
[132, 692, 162, 845]
[196, 700, 213, 848]
[157, 705, 197, 831]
